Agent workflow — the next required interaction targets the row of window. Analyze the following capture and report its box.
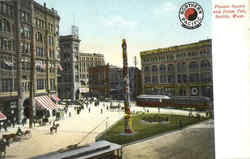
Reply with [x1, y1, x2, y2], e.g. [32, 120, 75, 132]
[0, 38, 14, 51]
[142, 49, 211, 63]
[20, 26, 31, 40]
[34, 18, 56, 33]
[144, 60, 211, 73]
[21, 11, 31, 24]
[0, 79, 15, 92]
[36, 47, 44, 57]
[37, 79, 55, 90]
[0, 2, 15, 17]
[20, 42, 31, 53]
[0, 18, 10, 32]
[144, 73, 212, 84]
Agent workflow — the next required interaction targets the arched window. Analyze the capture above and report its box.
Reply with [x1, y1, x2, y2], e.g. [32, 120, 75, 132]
[152, 65, 158, 72]
[36, 32, 43, 42]
[159, 64, 166, 73]
[0, 19, 10, 32]
[200, 60, 211, 69]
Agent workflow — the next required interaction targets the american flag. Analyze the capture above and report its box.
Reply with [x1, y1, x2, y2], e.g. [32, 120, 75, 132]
[58, 63, 63, 71]
[41, 63, 46, 70]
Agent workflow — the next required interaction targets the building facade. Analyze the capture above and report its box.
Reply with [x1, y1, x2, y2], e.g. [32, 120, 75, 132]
[89, 65, 109, 98]
[78, 53, 105, 98]
[58, 35, 80, 100]
[0, 0, 60, 122]
[128, 67, 142, 100]
[140, 39, 213, 99]
[58, 35, 105, 100]
[89, 65, 141, 100]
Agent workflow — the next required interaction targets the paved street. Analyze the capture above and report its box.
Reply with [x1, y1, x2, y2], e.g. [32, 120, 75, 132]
[1, 101, 213, 159]
[2, 102, 123, 159]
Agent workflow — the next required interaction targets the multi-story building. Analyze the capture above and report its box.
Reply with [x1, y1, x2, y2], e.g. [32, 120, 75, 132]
[58, 35, 80, 100]
[140, 39, 213, 99]
[78, 53, 105, 98]
[89, 65, 109, 98]
[58, 35, 105, 100]
[128, 67, 142, 100]
[0, 0, 60, 122]
[89, 65, 141, 100]
[108, 65, 123, 99]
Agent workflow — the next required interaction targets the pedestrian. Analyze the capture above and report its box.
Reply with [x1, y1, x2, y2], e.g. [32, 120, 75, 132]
[69, 112, 71, 118]
[3, 122, 7, 132]
[101, 108, 103, 114]
[88, 107, 91, 113]
[22, 118, 26, 127]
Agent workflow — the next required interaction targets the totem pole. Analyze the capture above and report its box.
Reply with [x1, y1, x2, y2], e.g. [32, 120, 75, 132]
[122, 39, 133, 133]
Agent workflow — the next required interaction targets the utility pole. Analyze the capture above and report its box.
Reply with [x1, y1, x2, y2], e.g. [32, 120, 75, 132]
[29, 0, 35, 129]
[134, 56, 137, 100]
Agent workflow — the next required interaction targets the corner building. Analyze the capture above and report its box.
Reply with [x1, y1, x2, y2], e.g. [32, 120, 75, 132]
[140, 39, 213, 99]
[0, 0, 60, 122]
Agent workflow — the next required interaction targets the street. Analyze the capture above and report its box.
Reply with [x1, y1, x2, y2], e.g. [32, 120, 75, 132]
[1, 101, 213, 159]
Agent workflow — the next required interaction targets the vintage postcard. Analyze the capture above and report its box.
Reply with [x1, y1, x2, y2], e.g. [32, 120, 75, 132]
[4, 0, 250, 158]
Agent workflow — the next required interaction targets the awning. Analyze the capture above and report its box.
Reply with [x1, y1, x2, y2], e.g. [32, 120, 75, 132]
[35, 96, 57, 110]
[51, 95, 60, 102]
[0, 112, 6, 121]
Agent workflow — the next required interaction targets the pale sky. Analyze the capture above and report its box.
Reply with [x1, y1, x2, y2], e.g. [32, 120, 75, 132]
[36, 0, 212, 68]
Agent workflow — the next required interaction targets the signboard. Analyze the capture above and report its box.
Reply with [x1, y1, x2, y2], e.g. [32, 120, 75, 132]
[79, 88, 89, 93]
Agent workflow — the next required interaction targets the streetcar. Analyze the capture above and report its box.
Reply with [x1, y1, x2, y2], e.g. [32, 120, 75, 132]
[32, 140, 122, 159]
[136, 94, 211, 110]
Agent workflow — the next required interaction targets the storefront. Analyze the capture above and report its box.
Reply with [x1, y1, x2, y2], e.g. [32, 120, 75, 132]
[0, 96, 18, 121]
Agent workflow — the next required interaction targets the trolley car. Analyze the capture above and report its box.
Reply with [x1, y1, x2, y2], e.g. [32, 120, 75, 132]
[136, 94, 211, 110]
[33, 140, 122, 159]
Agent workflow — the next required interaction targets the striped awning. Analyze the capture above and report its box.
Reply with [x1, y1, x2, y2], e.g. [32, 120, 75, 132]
[0, 112, 6, 121]
[51, 95, 60, 102]
[35, 96, 57, 110]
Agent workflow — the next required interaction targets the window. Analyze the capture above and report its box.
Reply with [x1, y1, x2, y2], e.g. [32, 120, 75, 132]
[200, 72, 212, 82]
[189, 73, 199, 83]
[1, 79, 13, 92]
[50, 79, 55, 90]
[167, 64, 174, 72]
[152, 65, 158, 72]
[200, 60, 211, 70]
[0, 38, 13, 50]
[159, 64, 166, 73]
[21, 26, 31, 40]
[168, 75, 175, 84]
[189, 61, 199, 71]
[152, 76, 158, 84]
[36, 47, 44, 57]
[160, 75, 167, 83]
[144, 66, 149, 72]
[37, 79, 44, 90]
[0, 18, 10, 32]
[36, 32, 43, 42]
[20, 11, 30, 23]
[144, 76, 151, 84]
